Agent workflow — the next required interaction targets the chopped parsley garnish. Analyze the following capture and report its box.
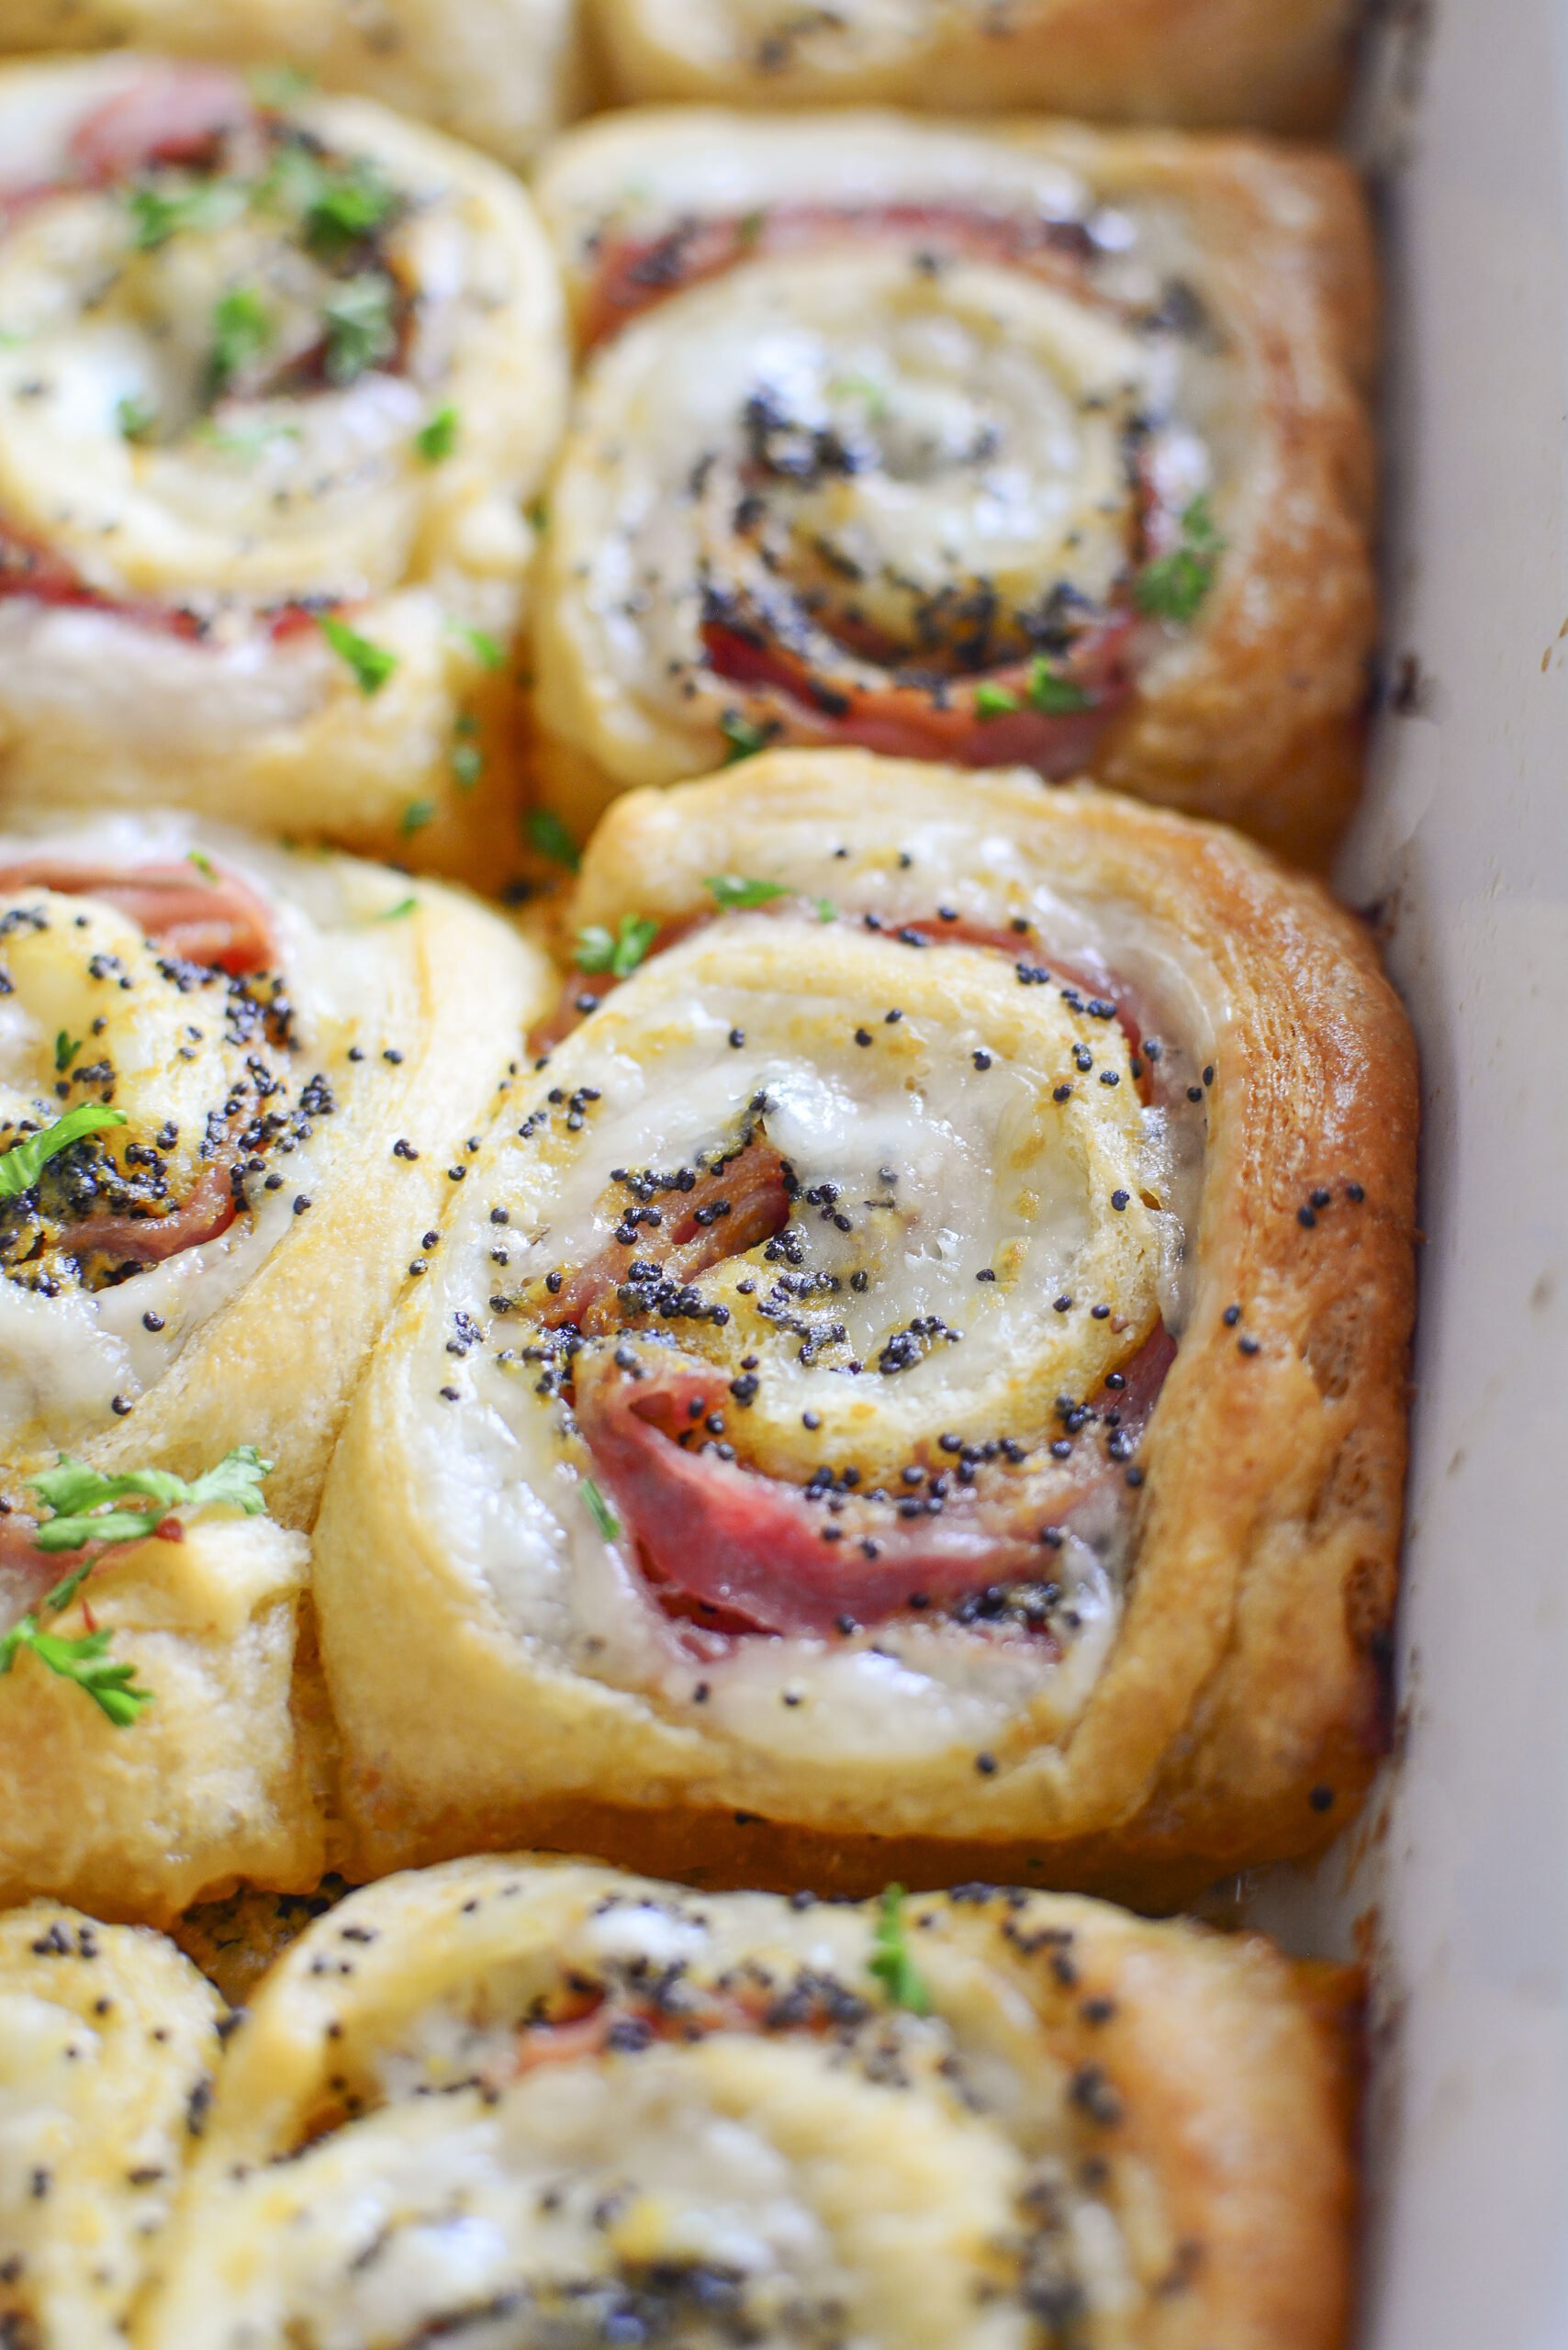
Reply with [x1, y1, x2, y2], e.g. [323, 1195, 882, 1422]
[575, 913, 658, 979]
[186, 847, 218, 881]
[525, 809, 580, 871]
[703, 874, 788, 909]
[719, 711, 769, 764]
[1027, 657, 1092, 714]
[127, 177, 245, 252]
[0, 1618, 152, 1727]
[415, 404, 460, 462]
[827, 370, 889, 420]
[973, 680, 1020, 720]
[318, 612, 398, 695]
[581, 1475, 621, 1541]
[0, 1104, 127, 1199]
[868, 1885, 931, 2014]
[448, 619, 504, 671]
[53, 1031, 82, 1075]
[376, 894, 418, 921]
[24, 1445, 274, 1551]
[299, 159, 397, 258]
[247, 62, 314, 108]
[1134, 494, 1225, 624]
[322, 272, 396, 386]
[814, 897, 836, 923]
[207, 285, 274, 397]
[115, 392, 158, 443]
[452, 740, 483, 789]
[400, 798, 436, 836]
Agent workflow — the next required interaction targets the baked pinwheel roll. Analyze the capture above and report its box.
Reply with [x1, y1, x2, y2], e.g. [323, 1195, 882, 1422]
[0, 1900, 222, 2350]
[315, 751, 1417, 1900]
[0, 56, 566, 878]
[0, 2, 585, 172]
[532, 110, 1376, 867]
[0, 810, 552, 1514]
[132, 1856, 1361, 2350]
[594, 0, 1357, 135]
[0, 811, 551, 1918]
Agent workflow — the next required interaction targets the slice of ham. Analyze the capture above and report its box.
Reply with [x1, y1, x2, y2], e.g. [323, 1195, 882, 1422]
[703, 616, 1133, 777]
[68, 64, 252, 185]
[577, 1326, 1175, 1640]
[540, 1135, 790, 1334]
[582, 201, 1097, 350]
[0, 856, 278, 975]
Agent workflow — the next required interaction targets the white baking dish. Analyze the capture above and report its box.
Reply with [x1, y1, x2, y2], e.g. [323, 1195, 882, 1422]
[1246, 4, 1568, 2342]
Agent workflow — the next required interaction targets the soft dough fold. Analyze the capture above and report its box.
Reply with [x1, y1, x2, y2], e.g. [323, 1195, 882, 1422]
[0, 57, 566, 878]
[532, 109, 1376, 866]
[129, 1855, 1362, 2350]
[593, 0, 1359, 136]
[314, 749, 1417, 1903]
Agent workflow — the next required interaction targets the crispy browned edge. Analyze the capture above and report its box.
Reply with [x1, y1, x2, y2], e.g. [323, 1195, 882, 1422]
[331, 759, 1417, 1909]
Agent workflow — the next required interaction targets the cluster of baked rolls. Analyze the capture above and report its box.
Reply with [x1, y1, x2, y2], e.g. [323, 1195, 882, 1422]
[0, 15, 1405, 2350]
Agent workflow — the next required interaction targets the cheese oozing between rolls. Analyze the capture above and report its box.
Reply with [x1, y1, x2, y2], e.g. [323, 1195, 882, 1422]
[314, 751, 1417, 1901]
[0, 1900, 223, 2350]
[0, 0, 587, 173]
[0, 56, 566, 878]
[130, 1855, 1361, 2350]
[592, 0, 1359, 136]
[531, 110, 1376, 867]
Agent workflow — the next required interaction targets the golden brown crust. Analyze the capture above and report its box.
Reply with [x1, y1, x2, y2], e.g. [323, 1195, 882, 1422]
[137, 1854, 1360, 2350]
[592, 0, 1358, 136]
[316, 752, 1416, 1902]
[530, 111, 1377, 868]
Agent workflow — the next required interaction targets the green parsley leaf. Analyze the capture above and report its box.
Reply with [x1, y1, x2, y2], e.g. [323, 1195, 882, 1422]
[973, 681, 1020, 720]
[1134, 494, 1225, 625]
[580, 1475, 620, 1542]
[736, 209, 767, 248]
[322, 272, 396, 386]
[415, 404, 460, 463]
[400, 798, 437, 836]
[451, 741, 483, 789]
[814, 897, 836, 923]
[318, 612, 398, 695]
[574, 913, 657, 979]
[301, 160, 397, 258]
[0, 1617, 153, 1727]
[115, 392, 158, 444]
[127, 178, 245, 252]
[526, 498, 549, 532]
[247, 62, 314, 108]
[207, 285, 274, 397]
[376, 895, 418, 921]
[525, 809, 580, 871]
[194, 416, 302, 463]
[719, 711, 769, 765]
[827, 370, 888, 421]
[703, 874, 788, 910]
[24, 1445, 274, 1552]
[447, 618, 504, 671]
[0, 1105, 127, 1201]
[53, 1031, 82, 1075]
[868, 1885, 931, 2015]
[1026, 656, 1092, 714]
[186, 847, 218, 881]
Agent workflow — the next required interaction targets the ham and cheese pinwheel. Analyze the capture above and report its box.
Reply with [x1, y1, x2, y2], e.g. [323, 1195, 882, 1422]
[314, 751, 1417, 1902]
[0, 1901, 222, 2350]
[592, 0, 1357, 135]
[0, 810, 552, 1919]
[532, 110, 1376, 867]
[132, 1856, 1361, 2350]
[0, 57, 566, 878]
[0, 1, 586, 173]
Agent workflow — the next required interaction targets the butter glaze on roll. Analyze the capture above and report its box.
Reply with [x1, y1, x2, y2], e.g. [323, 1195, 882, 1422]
[532, 110, 1376, 866]
[0, 0, 586, 172]
[0, 57, 566, 878]
[314, 751, 1417, 1901]
[593, 0, 1358, 136]
[131, 1855, 1361, 2350]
